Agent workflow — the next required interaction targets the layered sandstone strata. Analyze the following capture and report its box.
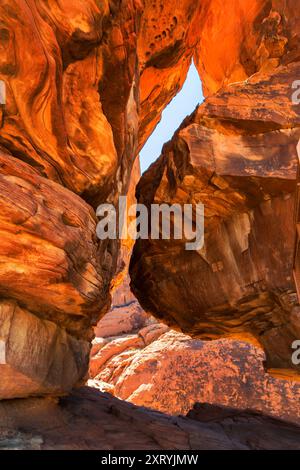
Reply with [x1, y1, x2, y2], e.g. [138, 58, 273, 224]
[130, 60, 300, 377]
[0, 151, 101, 398]
[0, 0, 203, 398]
[1, 0, 300, 400]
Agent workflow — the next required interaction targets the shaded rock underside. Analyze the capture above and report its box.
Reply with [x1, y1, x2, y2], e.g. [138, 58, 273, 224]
[0, 387, 300, 450]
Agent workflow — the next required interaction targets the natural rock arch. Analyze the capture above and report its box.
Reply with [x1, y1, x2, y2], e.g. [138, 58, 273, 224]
[0, 0, 300, 399]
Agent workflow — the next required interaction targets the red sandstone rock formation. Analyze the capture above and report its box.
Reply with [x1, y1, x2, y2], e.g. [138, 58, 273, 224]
[194, 1, 300, 96]
[130, 51, 300, 378]
[0, 1, 300, 431]
[90, 297, 300, 424]
[111, 157, 141, 294]
[0, 0, 202, 398]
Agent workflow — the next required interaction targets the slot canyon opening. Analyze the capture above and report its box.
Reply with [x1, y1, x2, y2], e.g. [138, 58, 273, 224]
[88, 60, 210, 412]
[88, 58, 300, 422]
[140, 61, 204, 173]
[1, 0, 300, 452]
[89, 60, 206, 409]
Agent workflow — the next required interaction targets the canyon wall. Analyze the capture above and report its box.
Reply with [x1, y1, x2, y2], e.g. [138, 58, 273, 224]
[1, 0, 300, 399]
[0, 0, 202, 399]
[130, 1, 300, 378]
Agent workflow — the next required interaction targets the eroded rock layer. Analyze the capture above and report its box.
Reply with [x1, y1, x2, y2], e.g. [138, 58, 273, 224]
[131, 61, 300, 375]
[0, 301, 89, 399]
[0, 0, 203, 398]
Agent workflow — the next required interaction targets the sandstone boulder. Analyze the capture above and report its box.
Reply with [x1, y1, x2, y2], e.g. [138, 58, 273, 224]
[130, 62, 300, 376]
[94, 302, 148, 339]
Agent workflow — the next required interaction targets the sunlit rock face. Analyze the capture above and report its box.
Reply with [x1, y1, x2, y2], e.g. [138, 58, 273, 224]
[0, 152, 105, 338]
[0, 151, 101, 398]
[137, 0, 201, 147]
[1, 0, 300, 399]
[0, 0, 201, 202]
[130, 64, 300, 373]
[0, 0, 203, 399]
[194, 0, 300, 96]
[111, 157, 141, 294]
[90, 289, 300, 424]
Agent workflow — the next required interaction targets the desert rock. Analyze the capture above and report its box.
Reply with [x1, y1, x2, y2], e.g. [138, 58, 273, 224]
[91, 298, 300, 424]
[131, 61, 300, 376]
[0, 387, 300, 450]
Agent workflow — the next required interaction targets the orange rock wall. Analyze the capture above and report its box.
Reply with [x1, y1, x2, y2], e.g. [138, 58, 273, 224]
[1, 0, 300, 398]
[0, 0, 202, 399]
[130, 2, 300, 377]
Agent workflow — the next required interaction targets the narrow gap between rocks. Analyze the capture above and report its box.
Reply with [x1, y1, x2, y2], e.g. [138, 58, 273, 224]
[139, 61, 204, 173]
[89, 61, 204, 409]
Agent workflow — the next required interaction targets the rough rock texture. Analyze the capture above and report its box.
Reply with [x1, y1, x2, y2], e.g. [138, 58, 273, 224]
[0, 151, 105, 339]
[0, 0, 202, 200]
[89, 301, 168, 384]
[0, 0, 203, 398]
[131, 60, 300, 377]
[139, 0, 300, 138]
[137, 0, 201, 147]
[1, 0, 300, 402]
[0, 301, 89, 400]
[90, 297, 300, 424]
[194, 1, 300, 96]
[0, 386, 300, 450]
